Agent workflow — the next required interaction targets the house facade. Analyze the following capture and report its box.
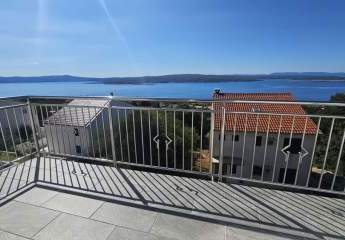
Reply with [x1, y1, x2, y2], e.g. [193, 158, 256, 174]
[44, 99, 111, 158]
[212, 92, 318, 186]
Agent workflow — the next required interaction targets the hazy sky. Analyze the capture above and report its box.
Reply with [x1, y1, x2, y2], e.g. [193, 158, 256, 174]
[1, 0, 345, 77]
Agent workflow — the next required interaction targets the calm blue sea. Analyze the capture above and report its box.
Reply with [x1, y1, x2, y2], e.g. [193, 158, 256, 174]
[0, 79, 344, 101]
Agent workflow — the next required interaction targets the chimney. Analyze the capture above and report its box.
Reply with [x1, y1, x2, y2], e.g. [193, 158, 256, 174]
[214, 88, 221, 94]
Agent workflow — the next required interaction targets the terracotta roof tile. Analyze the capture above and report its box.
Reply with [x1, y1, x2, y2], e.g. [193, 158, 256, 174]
[213, 93, 318, 135]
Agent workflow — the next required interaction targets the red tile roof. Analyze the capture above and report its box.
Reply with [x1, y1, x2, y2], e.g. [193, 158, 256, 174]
[213, 93, 318, 134]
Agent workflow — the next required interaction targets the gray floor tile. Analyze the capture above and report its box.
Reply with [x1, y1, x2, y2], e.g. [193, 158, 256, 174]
[0, 201, 59, 238]
[226, 226, 293, 240]
[0, 230, 30, 240]
[42, 192, 103, 218]
[15, 188, 58, 206]
[91, 202, 157, 232]
[107, 227, 177, 240]
[150, 213, 226, 240]
[33, 213, 114, 240]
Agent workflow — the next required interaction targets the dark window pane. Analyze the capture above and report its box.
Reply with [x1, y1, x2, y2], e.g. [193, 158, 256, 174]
[283, 138, 302, 154]
[256, 136, 262, 146]
[231, 135, 240, 141]
[76, 145, 81, 154]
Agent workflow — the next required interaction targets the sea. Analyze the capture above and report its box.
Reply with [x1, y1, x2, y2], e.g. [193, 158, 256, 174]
[0, 79, 344, 101]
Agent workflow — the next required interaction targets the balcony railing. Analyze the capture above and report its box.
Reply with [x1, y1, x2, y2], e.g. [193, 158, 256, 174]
[1, 96, 345, 196]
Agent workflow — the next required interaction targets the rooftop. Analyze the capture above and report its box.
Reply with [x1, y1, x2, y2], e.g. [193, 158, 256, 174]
[46, 99, 110, 127]
[1, 157, 345, 240]
[213, 92, 318, 134]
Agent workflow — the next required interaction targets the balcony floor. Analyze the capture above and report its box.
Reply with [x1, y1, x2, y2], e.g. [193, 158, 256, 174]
[0, 157, 345, 240]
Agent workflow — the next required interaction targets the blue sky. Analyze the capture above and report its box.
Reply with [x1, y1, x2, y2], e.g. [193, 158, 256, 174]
[1, 0, 345, 77]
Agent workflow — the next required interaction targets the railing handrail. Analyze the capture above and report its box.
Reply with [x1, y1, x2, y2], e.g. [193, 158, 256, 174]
[0, 95, 345, 107]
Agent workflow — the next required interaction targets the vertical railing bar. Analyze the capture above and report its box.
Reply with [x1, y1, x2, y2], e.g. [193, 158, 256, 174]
[173, 110, 176, 169]
[80, 106, 90, 157]
[272, 115, 283, 182]
[293, 116, 308, 185]
[5, 109, 18, 158]
[283, 115, 296, 184]
[140, 110, 145, 164]
[12, 107, 25, 155]
[20, 106, 32, 155]
[165, 110, 168, 168]
[0, 115, 10, 161]
[182, 111, 185, 170]
[21, 106, 33, 184]
[240, 113, 248, 178]
[148, 110, 152, 166]
[44, 105, 56, 153]
[230, 114, 237, 176]
[250, 114, 259, 179]
[94, 107, 102, 159]
[68, 107, 77, 154]
[218, 108, 226, 181]
[55, 105, 68, 155]
[37, 105, 46, 150]
[27, 100, 40, 183]
[51, 105, 62, 154]
[116, 109, 124, 162]
[261, 115, 271, 181]
[318, 117, 335, 189]
[12, 106, 26, 189]
[75, 105, 88, 177]
[209, 111, 215, 178]
[62, 107, 73, 156]
[156, 110, 160, 166]
[306, 117, 321, 187]
[108, 104, 117, 167]
[124, 109, 131, 162]
[40, 105, 49, 151]
[331, 129, 345, 191]
[87, 107, 96, 159]
[132, 109, 138, 164]
[190, 111, 194, 171]
[101, 110, 108, 159]
[200, 111, 203, 172]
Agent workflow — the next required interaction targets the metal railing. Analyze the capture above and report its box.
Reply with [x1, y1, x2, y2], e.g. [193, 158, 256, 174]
[0, 102, 39, 170]
[0, 96, 344, 196]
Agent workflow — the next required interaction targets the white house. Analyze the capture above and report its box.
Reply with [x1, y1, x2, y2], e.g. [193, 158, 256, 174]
[44, 98, 132, 159]
[44, 99, 112, 158]
[212, 92, 318, 186]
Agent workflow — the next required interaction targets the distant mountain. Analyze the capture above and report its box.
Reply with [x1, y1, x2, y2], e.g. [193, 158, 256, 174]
[1, 73, 345, 84]
[271, 72, 345, 77]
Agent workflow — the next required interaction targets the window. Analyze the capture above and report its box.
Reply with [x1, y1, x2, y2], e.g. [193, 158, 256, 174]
[231, 135, 239, 141]
[283, 138, 302, 154]
[218, 134, 226, 141]
[256, 136, 262, 146]
[253, 166, 262, 175]
[75, 145, 81, 154]
[74, 128, 79, 136]
[232, 165, 237, 174]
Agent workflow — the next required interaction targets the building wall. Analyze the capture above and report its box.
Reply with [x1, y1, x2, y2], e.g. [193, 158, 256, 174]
[213, 131, 315, 186]
[45, 125, 91, 156]
[44, 108, 112, 159]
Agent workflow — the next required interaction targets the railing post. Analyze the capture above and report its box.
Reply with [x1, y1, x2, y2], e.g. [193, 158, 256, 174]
[218, 107, 226, 182]
[208, 108, 215, 181]
[27, 98, 40, 182]
[108, 102, 117, 167]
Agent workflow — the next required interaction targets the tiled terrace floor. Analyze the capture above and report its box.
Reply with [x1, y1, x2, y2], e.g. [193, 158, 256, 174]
[0, 157, 345, 240]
